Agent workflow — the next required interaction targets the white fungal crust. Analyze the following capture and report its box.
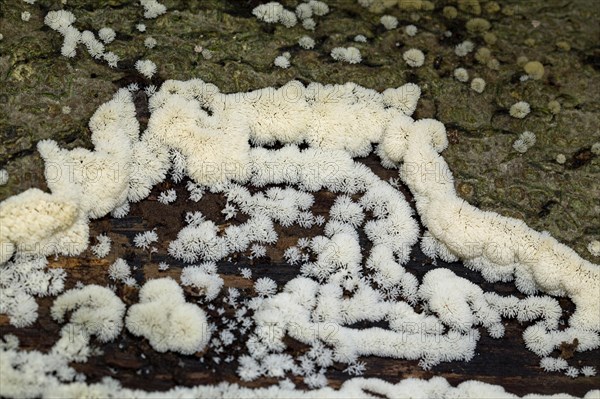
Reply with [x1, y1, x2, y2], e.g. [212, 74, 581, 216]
[330, 47, 362, 64]
[51, 284, 126, 344]
[126, 278, 211, 354]
[252, 2, 297, 28]
[135, 59, 157, 78]
[140, 0, 167, 19]
[403, 48, 425, 67]
[510, 101, 531, 118]
[1, 76, 599, 397]
[397, 116, 600, 332]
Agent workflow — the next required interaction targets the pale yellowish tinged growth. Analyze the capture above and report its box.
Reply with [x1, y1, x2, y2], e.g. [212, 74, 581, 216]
[403, 48, 425, 67]
[443, 6, 458, 19]
[524, 61, 545, 80]
[458, 0, 481, 15]
[548, 100, 561, 115]
[470, 78, 486, 93]
[483, 32, 497, 45]
[466, 18, 491, 33]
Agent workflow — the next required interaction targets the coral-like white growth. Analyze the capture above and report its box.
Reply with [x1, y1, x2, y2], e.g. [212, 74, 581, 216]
[510, 101, 531, 119]
[471, 77, 486, 93]
[2, 75, 599, 398]
[98, 27, 116, 43]
[0, 169, 8, 185]
[158, 261, 169, 271]
[251, 244, 267, 258]
[455, 40, 475, 57]
[513, 131, 536, 153]
[51, 285, 126, 344]
[581, 366, 597, 377]
[274, 55, 291, 69]
[302, 17, 316, 30]
[0, 255, 65, 327]
[308, 0, 329, 16]
[296, 3, 312, 19]
[180, 263, 224, 301]
[240, 267, 252, 279]
[255, 277, 277, 297]
[103, 51, 120, 67]
[540, 356, 568, 372]
[133, 229, 158, 249]
[380, 15, 398, 30]
[91, 234, 111, 258]
[144, 36, 157, 48]
[44, 10, 79, 58]
[136, 23, 146, 32]
[140, 0, 167, 19]
[354, 34, 367, 42]
[454, 67, 469, 82]
[405, 24, 417, 36]
[21, 11, 31, 22]
[403, 48, 425, 67]
[253, 2, 297, 28]
[157, 188, 177, 204]
[126, 278, 210, 354]
[329, 195, 364, 227]
[587, 240, 600, 257]
[331, 47, 362, 64]
[135, 59, 157, 78]
[298, 35, 315, 49]
[108, 258, 131, 281]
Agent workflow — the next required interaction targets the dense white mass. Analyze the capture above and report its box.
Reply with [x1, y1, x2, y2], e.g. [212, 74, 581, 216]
[1, 75, 598, 397]
[126, 278, 211, 354]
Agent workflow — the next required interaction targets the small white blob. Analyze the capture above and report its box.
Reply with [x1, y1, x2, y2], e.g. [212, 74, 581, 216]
[510, 101, 531, 119]
[403, 48, 424, 67]
[380, 15, 398, 30]
[298, 35, 315, 49]
[405, 25, 417, 36]
[331, 47, 362, 64]
[470, 77, 486, 93]
[454, 67, 469, 82]
[98, 27, 116, 44]
[144, 36, 157, 48]
[0, 169, 8, 186]
[588, 240, 600, 257]
[274, 55, 291, 69]
[135, 59, 157, 78]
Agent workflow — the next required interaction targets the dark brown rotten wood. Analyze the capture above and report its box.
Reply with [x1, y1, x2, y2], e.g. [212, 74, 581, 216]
[1, 153, 598, 397]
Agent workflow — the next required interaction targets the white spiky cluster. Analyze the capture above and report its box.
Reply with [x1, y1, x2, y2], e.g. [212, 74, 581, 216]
[380, 15, 398, 30]
[513, 131, 536, 153]
[0, 255, 65, 327]
[44, 10, 121, 67]
[0, 169, 8, 185]
[510, 101, 531, 119]
[140, 0, 167, 19]
[135, 59, 157, 79]
[455, 40, 475, 57]
[454, 67, 469, 82]
[90, 234, 111, 258]
[180, 262, 224, 301]
[330, 47, 362, 64]
[252, 2, 298, 28]
[403, 48, 425, 67]
[126, 278, 210, 354]
[298, 35, 315, 49]
[1, 76, 599, 397]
